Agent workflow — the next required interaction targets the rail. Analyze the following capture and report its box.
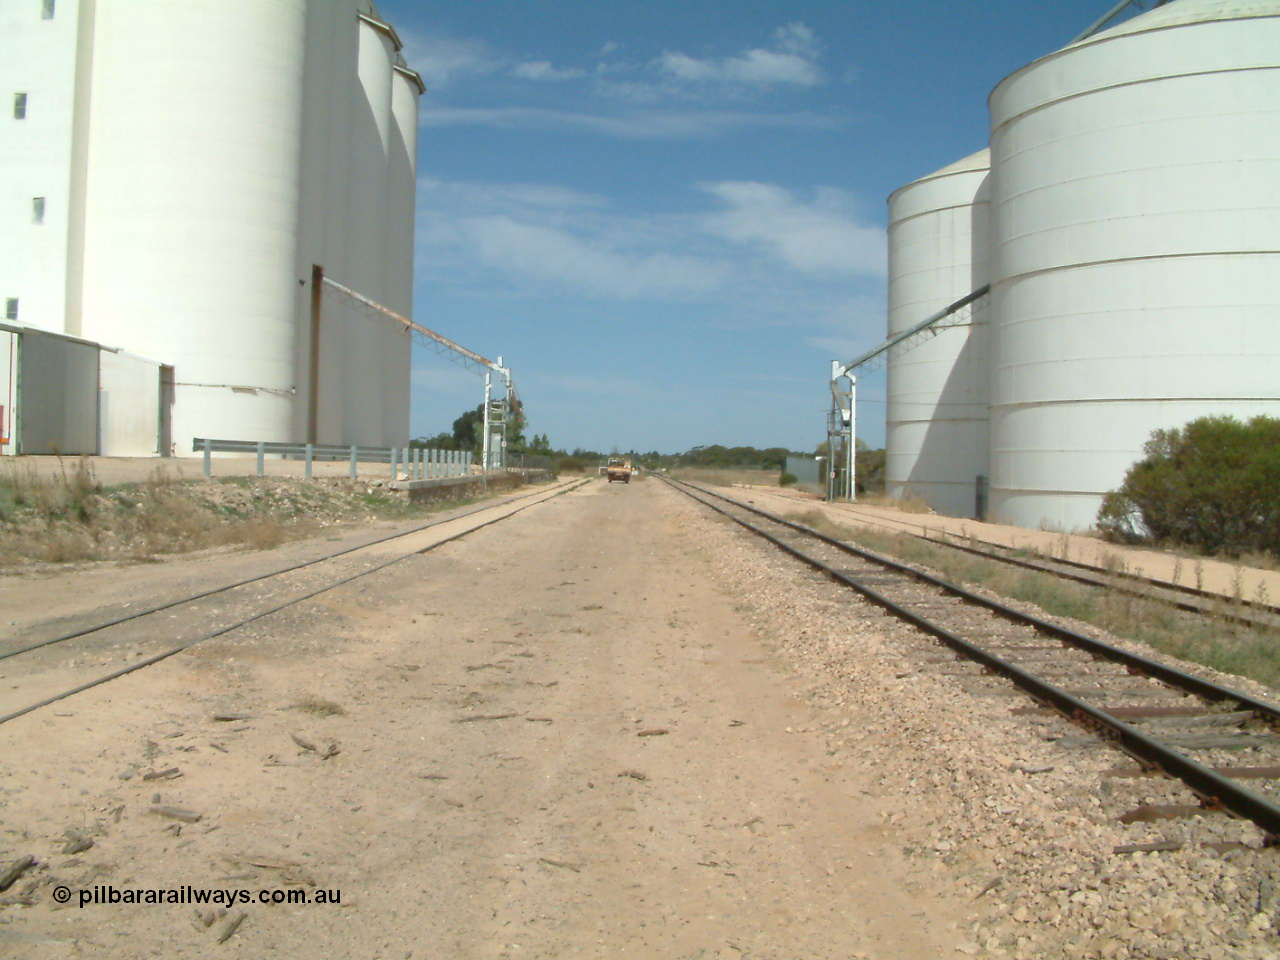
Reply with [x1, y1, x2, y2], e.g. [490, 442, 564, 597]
[664, 476, 1280, 843]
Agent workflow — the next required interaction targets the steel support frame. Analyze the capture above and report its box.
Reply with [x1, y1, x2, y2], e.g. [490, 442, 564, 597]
[827, 361, 855, 502]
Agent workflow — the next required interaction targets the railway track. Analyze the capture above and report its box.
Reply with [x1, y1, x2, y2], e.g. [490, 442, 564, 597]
[664, 476, 1280, 850]
[0, 477, 591, 726]
[738, 486, 1280, 632]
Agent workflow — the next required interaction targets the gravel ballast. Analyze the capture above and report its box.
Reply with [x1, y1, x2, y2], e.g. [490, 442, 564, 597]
[661, 481, 1280, 960]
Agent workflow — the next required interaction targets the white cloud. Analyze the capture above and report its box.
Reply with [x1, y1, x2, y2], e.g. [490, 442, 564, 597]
[449, 215, 729, 299]
[700, 182, 885, 277]
[654, 22, 824, 89]
[423, 105, 842, 139]
[419, 178, 606, 213]
[512, 61, 586, 82]
[406, 34, 503, 89]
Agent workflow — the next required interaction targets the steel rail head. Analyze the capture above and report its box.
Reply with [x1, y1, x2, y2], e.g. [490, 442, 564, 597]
[671, 478, 1280, 725]
[0, 478, 588, 665]
[662, 476, 1280, 843]
[0, 477, 589, 725]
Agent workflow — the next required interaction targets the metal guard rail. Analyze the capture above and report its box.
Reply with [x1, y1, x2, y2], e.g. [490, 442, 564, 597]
[192, 438, 475, 480]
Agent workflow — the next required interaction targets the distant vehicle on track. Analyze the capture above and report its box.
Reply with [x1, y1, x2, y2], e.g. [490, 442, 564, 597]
[606, 458, 633, 484]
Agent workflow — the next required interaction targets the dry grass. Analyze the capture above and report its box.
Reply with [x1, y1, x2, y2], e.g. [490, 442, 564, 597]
[294, 695, 346, 717]
[670, 468, 781, 488]
[851, 491, 934, 514]
[0, 462, 459, 569]
[785, 509, 1280, 692]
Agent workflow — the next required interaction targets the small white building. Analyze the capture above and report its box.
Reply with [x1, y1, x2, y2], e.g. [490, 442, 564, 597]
[0, 0, 422, 456]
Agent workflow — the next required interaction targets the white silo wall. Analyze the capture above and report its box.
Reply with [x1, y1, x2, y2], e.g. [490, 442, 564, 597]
[383, 67, 421, 446]
[987, 0, 1280, 531]
[0, 0, 85, 336]
[77, 0, 308, 453]
[339, 16, 396, 447]
[885, 150, 991, 518]
[296, 0, 358, 445]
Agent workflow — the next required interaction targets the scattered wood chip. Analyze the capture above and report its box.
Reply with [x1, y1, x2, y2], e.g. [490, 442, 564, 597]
[290, 733, 317, 752]
[215, 911, 247, 944]
[150, 805, 202, 823]
[418, 774, 449, 780]
[539, 857, 581, 873]
[465, 663, 504, 672]
[454, 713, 519, 723]
[974, 876, 1004, 899]
[617, 770, 649, 781]
[142, 767, 182, 781]
[728, 720, 746, 727]
[637, 729, 668, 737]
[61, 835, 94, 855]
[526, 717, 554, 723]
[1013, 763, 1054, 775]
[0, 855, 36, 892]
[525, 680, 558, 687]
[443, 798, 465, 808]
[320, 742, 340, 760]
[209, 742, 228, 753]
[211, 713, 252, 722]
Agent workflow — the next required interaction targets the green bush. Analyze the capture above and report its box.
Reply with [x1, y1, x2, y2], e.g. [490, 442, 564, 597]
[558, 457, 586, 474]
[779, 472, 798, 487]
[1097, 415, 1280, 557]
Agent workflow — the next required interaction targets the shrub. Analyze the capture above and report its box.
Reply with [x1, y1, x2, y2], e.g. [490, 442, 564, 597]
[779, 472, 798, 487]
[558, 457, 585, 474]
[1097, 415, 1280, 557]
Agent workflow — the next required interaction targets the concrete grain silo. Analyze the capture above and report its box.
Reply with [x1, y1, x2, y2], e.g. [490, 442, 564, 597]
[986, 0, 1280, 530]
[77, 0, 310, 450]
[885, 150, 992, 518]
[384, 63, 423, 445]
[0, 0, 422, 456]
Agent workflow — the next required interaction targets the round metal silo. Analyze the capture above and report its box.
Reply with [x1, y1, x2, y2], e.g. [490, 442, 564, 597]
[987, 0, 1280, 531]
[78, 0, 308, 451]
[885, 149, 991, 518]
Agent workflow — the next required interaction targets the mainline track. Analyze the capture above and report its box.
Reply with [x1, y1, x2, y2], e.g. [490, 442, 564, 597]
[664, 477, 1280, 846]
[0, 478, 590, 726]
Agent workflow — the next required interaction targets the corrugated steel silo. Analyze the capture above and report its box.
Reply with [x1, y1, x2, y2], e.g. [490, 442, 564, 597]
[885, 149, 991, 518]
[987, 0, 1280, 530]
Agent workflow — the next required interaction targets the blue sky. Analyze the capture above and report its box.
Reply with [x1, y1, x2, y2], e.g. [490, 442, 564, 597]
[377, 0, 1133, 453]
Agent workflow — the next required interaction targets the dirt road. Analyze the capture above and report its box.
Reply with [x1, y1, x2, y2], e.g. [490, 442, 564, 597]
[0, 479, 966, 958]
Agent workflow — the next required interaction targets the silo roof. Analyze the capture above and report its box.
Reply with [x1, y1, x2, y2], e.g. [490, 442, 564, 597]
[1073, 0, 1280, 45]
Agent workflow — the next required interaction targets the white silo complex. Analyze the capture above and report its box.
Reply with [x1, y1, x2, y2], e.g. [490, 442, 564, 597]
[0, 0, 423, 456]
[986, 0, 1280, 530]
[885, 150, 992, 518]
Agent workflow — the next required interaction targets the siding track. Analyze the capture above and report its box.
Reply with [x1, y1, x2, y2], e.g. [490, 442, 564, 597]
[742, 487, 1280, 631]
[0, 478, 590, 725]
[665, 477, 1280, 848]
